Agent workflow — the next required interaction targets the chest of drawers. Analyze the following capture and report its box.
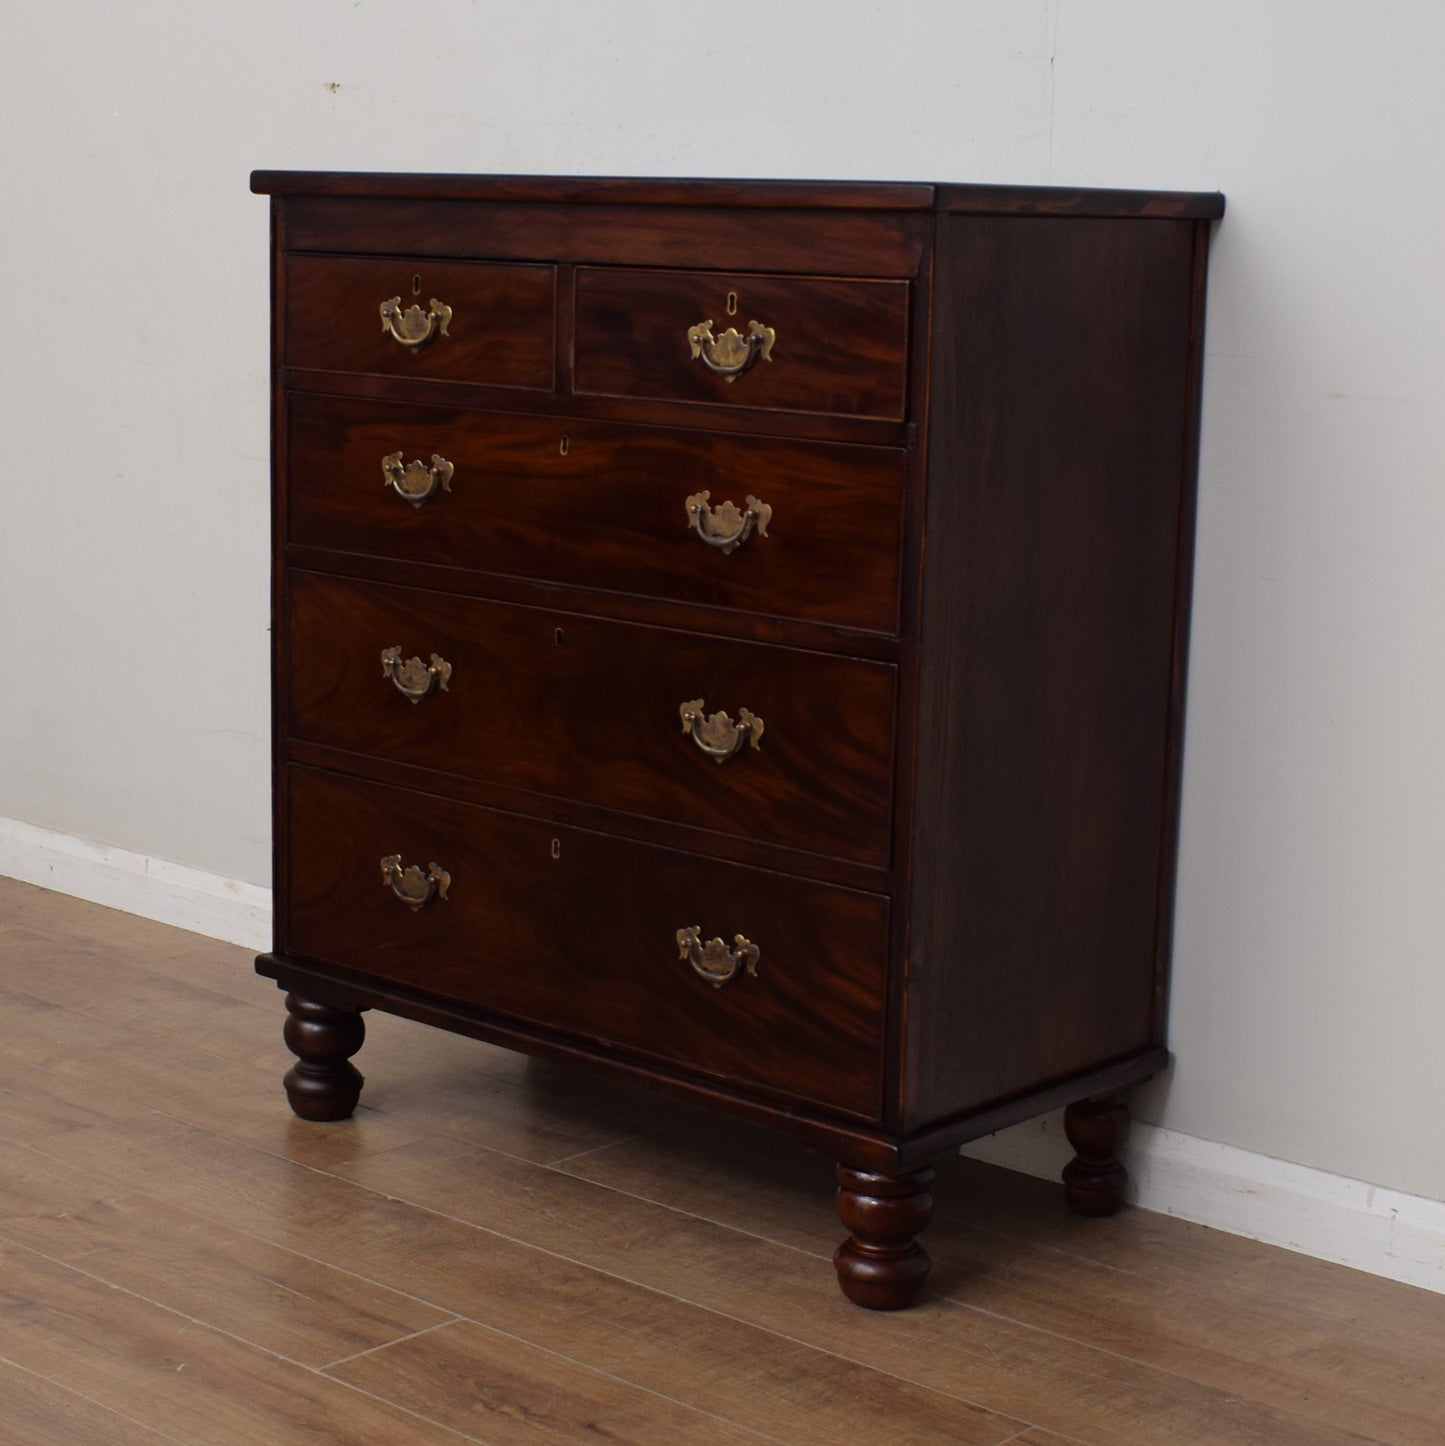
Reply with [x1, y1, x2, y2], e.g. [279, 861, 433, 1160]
[251, 172, 1223, 1308]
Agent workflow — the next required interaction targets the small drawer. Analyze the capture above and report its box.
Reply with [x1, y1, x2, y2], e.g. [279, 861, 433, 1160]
[574, 267, 910, 420]
[284, 254, 555, 389]
[285, 766, 888, 1118]
[287, 572, 896, 867]
[285, 393, 905, 634]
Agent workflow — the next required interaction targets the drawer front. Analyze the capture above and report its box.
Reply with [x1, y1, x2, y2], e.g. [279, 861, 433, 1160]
[284, 254, 556, 389]
[286, 393, 905, 634]
[574, 267, 910, 420]
[287, 572, 896, 867]
[286, 766, 888, 1117]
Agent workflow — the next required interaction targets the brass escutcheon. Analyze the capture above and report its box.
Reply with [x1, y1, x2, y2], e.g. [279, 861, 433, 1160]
[687, 318, 775, 381]
[380, 855, 451, 910]
[676, 926, 759, 988]
[679, 698, 763, 763]
[381, 646, 452, 703]
[382, 451, 455, 508]
[379, 294, 453, 348]
[685, 490, 771, 554]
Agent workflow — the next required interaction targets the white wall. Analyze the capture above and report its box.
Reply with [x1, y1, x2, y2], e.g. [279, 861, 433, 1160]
[3, 2, 1442, 1205]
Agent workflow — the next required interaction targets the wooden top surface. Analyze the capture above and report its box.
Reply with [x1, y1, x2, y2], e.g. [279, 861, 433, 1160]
[250, 170, 1225, 219]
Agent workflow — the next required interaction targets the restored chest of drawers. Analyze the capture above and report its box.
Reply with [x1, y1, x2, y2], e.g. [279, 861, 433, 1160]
[251, 171, 1223, 1308]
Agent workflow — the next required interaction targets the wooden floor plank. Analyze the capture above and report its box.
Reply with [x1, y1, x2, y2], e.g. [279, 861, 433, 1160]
[0, 879, 261, 1006]
[322, 1135, 1400, 1446]
[30, 1116, 1028, 1445]
[0, 1357, 177, 1446]
[3, 879, 1442, 1446]
[0, 1140, 453, 1368]
[0, 1054, 155, 1146]
[327, 1318, 778, 1444]
[560, 1127, 1445, 1444]
[0, 1241, 479, 1444]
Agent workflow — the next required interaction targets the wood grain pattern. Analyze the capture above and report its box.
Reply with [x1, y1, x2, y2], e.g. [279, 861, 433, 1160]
[0, 1240, 477, 1444]
[273, 195, 932, 279]
[904, 213, 1202, 1128]
[286, 391, 907, 635]
[326, 1320, 775, 1444]
[5, 881, 1441, 1446]
[0, 1173, 453, 1369]
[286, 570, 898, 866]
[319, 1136, 1405, 1446]
[0, 1359, 173, 1446]
[559, 1130, 1445, 1445]
[284, 764, 889, 1117]
[285, 254, 555, 390]
[256, 175, 1228, 1306]
[574, 266, 911, 419]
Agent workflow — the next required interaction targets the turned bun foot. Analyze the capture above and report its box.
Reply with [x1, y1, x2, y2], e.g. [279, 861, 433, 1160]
[1062, 1094, 1130, 1216]
[282, 993, 366, 1121]
[832, 1164, 934, 1309]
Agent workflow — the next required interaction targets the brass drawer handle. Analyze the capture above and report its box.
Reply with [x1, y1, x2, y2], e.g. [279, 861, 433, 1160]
[380, 855, 451, 910]
[382, 451, 454, 508]
[379, 295, 452, 348]
[687, 318, 774, 381]
[685, 491, 771, 554]
[381, 646, 452, 703]
[679, 698, 763, 763]
[677, 926, 759, 988]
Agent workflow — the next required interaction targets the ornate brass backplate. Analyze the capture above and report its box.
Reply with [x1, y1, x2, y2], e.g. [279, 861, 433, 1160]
[380, 646, 452, 703]
[679, 698, 764, 763]
[380, 855, 451, 910]
[687, 318, 775, 380]
[382, 451, 454, 508]
[676, 925, 760, 988]
[684, 490, 771, 554]
[379, 295, 453, 348]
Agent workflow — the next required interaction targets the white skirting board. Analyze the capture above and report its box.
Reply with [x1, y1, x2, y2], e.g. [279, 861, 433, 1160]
[962, 1111, 1445, 1295]
[0, 814, 271, 952]
[2, 813, 1441, 1296]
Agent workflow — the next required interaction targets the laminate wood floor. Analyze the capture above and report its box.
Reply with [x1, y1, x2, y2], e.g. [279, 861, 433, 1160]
[1, 877, 1441, 1445]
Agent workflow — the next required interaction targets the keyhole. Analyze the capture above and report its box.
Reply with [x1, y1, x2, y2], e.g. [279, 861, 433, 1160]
[726, 291, 739, 316]
[554, 627, 565, 646]
[550, 838, 562, 860]
[559, 435, 569, 457]
[412, 273, 422, 296]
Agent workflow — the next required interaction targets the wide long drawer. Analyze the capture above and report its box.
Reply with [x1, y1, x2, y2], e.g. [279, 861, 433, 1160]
[285, 766, 889, 1117]
[286, 393, 905, 633]
[574, 267, 910, 420]
[284, 254, 556, 388]
[287, 571, 896, 867]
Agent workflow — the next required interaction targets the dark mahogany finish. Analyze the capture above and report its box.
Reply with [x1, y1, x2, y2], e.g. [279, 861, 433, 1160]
[834, 1164, 935, 1310]
[285, 570, 897, 866]
[281, 993, 366, 1121]
[1062, 1095, 1133, 1217]
[252, 170, 1222, 1307]
[286, 765, 889, 1117]
[573, 267, 910, 419]
[285, 255, 556, 390]
[285, 393, 906, 634]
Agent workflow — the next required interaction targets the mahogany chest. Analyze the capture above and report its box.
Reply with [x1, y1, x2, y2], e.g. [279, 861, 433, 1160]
[251, 171, 1222, 1307]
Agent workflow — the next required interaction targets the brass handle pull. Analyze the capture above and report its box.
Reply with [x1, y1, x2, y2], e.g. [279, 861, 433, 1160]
[679, 698, 763, 763]
[380, 855, 451, 910]
[687, 319, 775, 381]
[381, 646, 452, 703]
[677, 926, 759, 988]
[685, 491, 771, 554]
[379, 295, 453, 348]
[382, 451, 454, 508]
